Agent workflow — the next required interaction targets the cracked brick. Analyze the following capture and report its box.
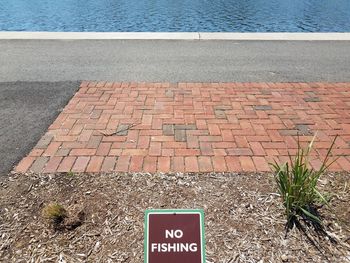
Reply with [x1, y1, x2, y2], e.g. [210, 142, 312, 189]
[116, 124, 129, 136]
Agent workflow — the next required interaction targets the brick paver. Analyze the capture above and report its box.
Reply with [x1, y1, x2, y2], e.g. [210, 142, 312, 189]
[15, 82, 350, 173]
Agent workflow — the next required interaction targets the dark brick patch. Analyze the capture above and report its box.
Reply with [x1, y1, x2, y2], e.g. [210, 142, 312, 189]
[174, 124, 197, 130]
[30, 156, 49, 173]
[304, 97, 321, 102]
[175, 130, 187, 142]
[214, 110, 227, 119]
[214, 105, 232, 110]
[295, 124, 313, 135]
[36, 134, 53, 149]
[261, 90, 272, 95]
[253, 105, 272, 111]
[163, 124, 175, 135]
[305, 91, 317, 96]
[165, 89, 174, 97]
[279, 130, 299, 136]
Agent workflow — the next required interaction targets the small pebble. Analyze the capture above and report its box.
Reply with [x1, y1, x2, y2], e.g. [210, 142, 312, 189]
[281, 254, 288, 262]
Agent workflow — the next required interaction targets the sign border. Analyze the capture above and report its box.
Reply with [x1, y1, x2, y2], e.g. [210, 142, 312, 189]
[144, 209, 206, 263]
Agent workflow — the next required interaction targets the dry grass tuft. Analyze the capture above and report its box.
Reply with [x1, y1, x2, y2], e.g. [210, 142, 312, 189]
[42, 203, 67, 227]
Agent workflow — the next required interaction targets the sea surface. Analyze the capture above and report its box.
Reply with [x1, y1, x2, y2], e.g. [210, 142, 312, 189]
[1, 0, 350, 32]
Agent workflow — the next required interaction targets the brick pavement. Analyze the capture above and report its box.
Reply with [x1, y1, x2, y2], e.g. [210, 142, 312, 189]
[15, 82, 350, 173]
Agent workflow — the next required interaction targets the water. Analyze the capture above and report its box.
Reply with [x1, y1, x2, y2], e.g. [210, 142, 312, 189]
[0, 0, 350, 32]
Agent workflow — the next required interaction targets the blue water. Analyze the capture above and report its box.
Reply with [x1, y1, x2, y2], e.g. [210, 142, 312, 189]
[0, 0, 350, 32]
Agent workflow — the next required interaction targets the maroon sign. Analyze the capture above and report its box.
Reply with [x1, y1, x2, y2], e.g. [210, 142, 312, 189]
[144, 209, 205, 263]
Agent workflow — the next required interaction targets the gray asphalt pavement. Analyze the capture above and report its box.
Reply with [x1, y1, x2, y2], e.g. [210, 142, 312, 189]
[1, 40, 350, 82]
[0, 82, 79, 175]
[1, 39, 350, 175]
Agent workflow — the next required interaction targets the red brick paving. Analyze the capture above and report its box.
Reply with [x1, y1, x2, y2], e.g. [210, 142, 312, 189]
[15, 82, 350, 173]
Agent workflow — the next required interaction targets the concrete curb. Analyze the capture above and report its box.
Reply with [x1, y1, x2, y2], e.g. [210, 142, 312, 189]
[0, 32, 199, 40]
[1, 32, 350, 40]
[199, 32, 350, 41]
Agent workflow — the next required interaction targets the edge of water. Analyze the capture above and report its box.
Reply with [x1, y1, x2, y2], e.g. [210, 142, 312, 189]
[0, 32, 350, 40]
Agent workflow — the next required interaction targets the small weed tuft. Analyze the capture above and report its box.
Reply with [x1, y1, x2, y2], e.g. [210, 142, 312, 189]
[271, 134, 338, 230]
[42, 203, 67, 227]
[67, 171, 75, 177]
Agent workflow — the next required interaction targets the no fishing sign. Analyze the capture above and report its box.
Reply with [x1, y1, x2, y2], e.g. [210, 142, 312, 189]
[144, 209, 206, 263]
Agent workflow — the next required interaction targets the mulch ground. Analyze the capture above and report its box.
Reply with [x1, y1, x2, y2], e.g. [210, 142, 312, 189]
[0, 172, 349, 262]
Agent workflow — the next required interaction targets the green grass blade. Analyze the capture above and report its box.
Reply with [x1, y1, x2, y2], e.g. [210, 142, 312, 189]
[300, 207, 321, 224]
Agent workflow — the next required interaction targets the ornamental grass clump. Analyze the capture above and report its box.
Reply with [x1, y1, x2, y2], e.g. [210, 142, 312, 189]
[271, 135, 338, 230]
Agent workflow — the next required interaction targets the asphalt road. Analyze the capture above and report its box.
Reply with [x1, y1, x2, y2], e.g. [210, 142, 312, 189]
[1, 40, 350, 82]
[0, 82, 79, 175]
[1, 40, 350, 175]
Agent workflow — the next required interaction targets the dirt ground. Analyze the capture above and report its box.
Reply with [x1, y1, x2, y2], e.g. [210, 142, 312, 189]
[0, 172, 349, 263]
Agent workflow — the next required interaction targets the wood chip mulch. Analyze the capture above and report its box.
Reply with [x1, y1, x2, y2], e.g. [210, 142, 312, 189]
[0, 172, 349, 262]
